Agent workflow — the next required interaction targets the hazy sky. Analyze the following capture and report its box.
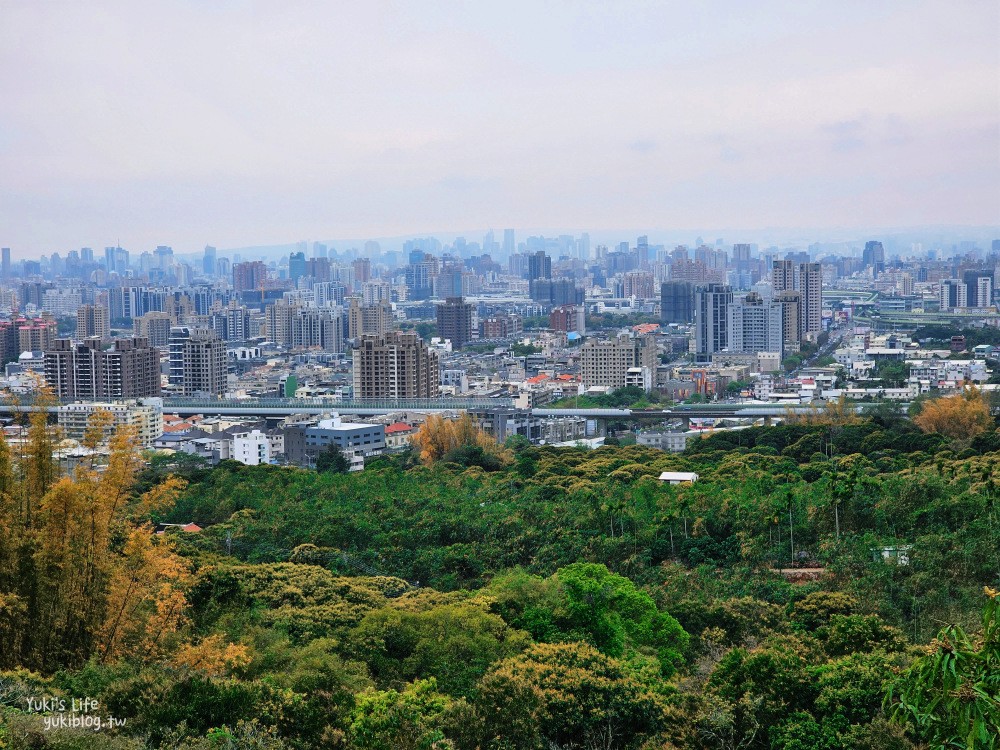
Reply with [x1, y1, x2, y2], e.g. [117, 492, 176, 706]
[1, 1, 998, 256]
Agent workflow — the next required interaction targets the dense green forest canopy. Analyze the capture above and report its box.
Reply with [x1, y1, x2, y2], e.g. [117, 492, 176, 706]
[2, 407, 999, 749]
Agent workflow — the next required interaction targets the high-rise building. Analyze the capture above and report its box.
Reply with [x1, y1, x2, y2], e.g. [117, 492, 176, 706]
[940, 279, 967, 310]
[503, 229, 515, 258]
[962, 269, 994, 307]
[434, 262, 466, 299]
[1, 247, 9, 279]
[133, 312, 172, 348]
[45, 337, 161, 400]
[635, 236, 649, 268]
[977, 277, 994, 308]
[670, 259, 711, 284]
[404, 259, 436, 300]
[660, 282, 695, 324]
[169, 327, 227, 396]
[288, 252, 307, 283]
[19, 318, 57, 353]
[774, 291, 801, 351]
[352, 331, 440, 399]
[727, 292, 784, 358]
[314, 282, 347, 308]
[798, 263, 823, 335]
[265, 299, 296, 347]
[233, 261, 267, 291]
[863, 241, 885, 278]
[220, 306, 251, 342]
[527, 251, 552, 281]
[362, 281, 392, 306]
[771, 260, 796, 294]
[203, 246, 217, 276]
[580, 333, 658, 389]
[621, 271, 656, 298]
[154, 245, 174, 270]
[306, 257, 331, 282]
[0, 322, 21, 365]
[76, 304, 110, 340]
[348, 298, 394, 339]
[530, 278, 583, 305]
[694, 283, 733, 361]
[508, 253, 529, 278]
[732, 244, 753, 264]
[352, 258, 372, 285]
[772, 261, 822, 338]
[290, 308, 344, 352]
[104, 246, 119, 273]
[436, 297, 474, 349]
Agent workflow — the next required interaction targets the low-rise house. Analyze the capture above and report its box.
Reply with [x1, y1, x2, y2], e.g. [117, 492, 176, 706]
[385, 422, 416, 450]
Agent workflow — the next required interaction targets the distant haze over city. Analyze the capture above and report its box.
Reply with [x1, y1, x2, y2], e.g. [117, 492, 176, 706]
[2, 2, 998, 254]
[218, 226, 1000, 263]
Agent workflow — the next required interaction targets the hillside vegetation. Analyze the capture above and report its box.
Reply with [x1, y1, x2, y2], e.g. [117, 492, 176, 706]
[1, 405, 998, 749]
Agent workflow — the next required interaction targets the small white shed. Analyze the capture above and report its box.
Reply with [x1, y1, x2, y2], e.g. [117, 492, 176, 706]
[658, 471, 699, 485]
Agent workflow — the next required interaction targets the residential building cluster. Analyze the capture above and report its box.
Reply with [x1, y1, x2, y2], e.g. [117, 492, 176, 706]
[0, 231, 996, 466]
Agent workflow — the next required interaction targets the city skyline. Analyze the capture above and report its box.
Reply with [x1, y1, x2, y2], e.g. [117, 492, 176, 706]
[2, 1, 997, 253]
[3, 224, 1000, 265]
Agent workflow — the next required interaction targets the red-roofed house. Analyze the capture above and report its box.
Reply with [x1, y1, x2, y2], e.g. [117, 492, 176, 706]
[385, 422, 416, 450]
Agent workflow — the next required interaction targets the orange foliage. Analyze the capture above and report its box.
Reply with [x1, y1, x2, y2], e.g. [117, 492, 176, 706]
[99, 527, 193, 661]
[913, 386, 994, 439]
[171, 633, 252, 677]
[0, 411, 193, 672]
[411, 413, 510, 465]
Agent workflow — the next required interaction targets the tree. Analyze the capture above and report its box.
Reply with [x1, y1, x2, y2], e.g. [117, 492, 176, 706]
[0, 420, 191, 673]
[412, 414, 510, 466]
[349, 678, 469, 750]
[487, 564, 689, 677]
[913, 386, 994, 440]
[347, 602, 531, 698]
[785, 395, 861, 427]
[475, 642, 671, 750]
[511, 342, 541, 357]
[886, 589, 1000, 749]
[316, 442, 350, 473]
[727, 380, 751, 396]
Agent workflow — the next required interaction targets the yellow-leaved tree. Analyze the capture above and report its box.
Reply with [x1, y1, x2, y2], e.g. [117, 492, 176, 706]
[913, 386, 994, 440]
[0, 398, 192, 673]
[784, 395, 861, 426]
[411, 413, 511, 465]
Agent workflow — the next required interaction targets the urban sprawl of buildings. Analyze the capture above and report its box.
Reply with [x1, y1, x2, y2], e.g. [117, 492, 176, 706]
[0, 231, 997, 467]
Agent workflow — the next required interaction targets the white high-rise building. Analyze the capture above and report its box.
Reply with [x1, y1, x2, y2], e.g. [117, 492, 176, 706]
[694, 283, 733, 361]
[772, 260, 822, 338]
[728, 293, 784, 359]
[939, 279, 967, 311]
[977, 276, 993, 309]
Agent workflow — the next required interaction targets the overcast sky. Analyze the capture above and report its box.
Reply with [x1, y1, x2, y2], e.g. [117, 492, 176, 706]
[1, 1, 998, 256]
